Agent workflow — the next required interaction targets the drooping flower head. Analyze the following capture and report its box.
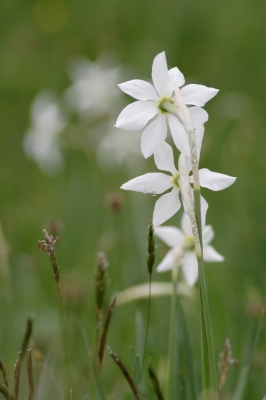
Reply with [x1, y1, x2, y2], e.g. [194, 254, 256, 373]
[116, 51, 218, 158]
[155, 213, 224, 286]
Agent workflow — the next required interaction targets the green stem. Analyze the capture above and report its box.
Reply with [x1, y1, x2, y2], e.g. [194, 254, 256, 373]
[57, 287, 74, 400]
[141, 273, 152, 377]
[166, 267, 178, 400]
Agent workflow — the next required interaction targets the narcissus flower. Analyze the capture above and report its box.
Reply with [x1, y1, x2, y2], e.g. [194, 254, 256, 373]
[155, 213, 224, 286]
[121, 141, 207, 227]
[115, 51, 218, 158]
[121, 141, 236, 227]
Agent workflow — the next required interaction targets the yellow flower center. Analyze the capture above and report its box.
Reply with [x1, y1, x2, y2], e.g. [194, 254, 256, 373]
[172, 172, 180, 188]
[157, 97, 175, 114]
[182, 236, 195, 252]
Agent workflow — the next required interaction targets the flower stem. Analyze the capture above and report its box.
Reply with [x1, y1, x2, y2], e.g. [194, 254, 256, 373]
[141, 273, 152, 377]
[187, 130, 218, 400]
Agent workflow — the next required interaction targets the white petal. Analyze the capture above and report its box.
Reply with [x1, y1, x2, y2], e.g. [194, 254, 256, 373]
[115, 101, 158, 130]
[141, 114, 167, 159]
[181, 252, 198, 286]
[154, 141, 177, 175]
[181, 213, 192, 236]
[201, 195, 208, 230]
[152, 52, 172, 97]
[190, 106, 208, 129]
[202, 225, 214, 246]
[153, 188, 181, 227]
[121, 173, 172, 194]
[167, 114, 190, 156]
[155, 226, 184, 247]
[118, 80, 158, 101]
[181, 84, 219, 106]
[156, 249, 174, 272]
[199, 169, 236, 191]
[203, 245, 224, 262]
[168, 67, 185, 88]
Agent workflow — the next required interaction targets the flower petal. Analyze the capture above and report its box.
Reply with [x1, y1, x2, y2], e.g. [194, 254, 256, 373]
[155, 226, 184, 247]
[181, 252, 198, 286]
[154, 141, 177, 175]
[167, 114, 190, 156]
[118, 80, 158, 101]
[203, 245, 224, 262]
[181, 84, 219, 106]
[152, 52, 172, 97]
[141, 114, 167, 158]
[201, 195, 208, 230]
[115, 101, 158, 130]
[190, 106, 208, 128]
[156, 249, 174, 272]
[181, 213, 192, 236]
[168, 67, 185, 88]
[121, 172, 172, 194]
[202, 225, 214, 246]
[153, 188, 181, 227]
[199, 169, 236, 191]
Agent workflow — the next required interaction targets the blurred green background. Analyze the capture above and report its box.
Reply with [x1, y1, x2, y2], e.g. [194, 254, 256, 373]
[1, 0, 266, 398]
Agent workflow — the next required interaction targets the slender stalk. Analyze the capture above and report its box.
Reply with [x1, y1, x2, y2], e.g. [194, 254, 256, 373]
[166, 262, 178, 400]
[141, 273, 152, 377]
[57, 287, 74, 400]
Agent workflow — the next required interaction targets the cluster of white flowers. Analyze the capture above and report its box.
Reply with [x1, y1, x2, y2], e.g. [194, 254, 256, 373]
[116, 51, 236, 285]
[23, 56, 144, 174]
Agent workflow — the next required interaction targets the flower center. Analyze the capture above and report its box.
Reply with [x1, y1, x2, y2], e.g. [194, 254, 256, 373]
[157, 97, 175, 114]
[182, 236, 195, 252]
[172, 172, 180, 188]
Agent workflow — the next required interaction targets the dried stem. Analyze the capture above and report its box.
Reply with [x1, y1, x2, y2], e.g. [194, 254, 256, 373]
[98, 295, 116, 369]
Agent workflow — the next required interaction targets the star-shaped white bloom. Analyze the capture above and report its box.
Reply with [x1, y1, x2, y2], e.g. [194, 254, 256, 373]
[115, 51, 218, 158]
[121, 140, 206, 227]
[155, 213, 224, 286]
[121, 141, 236, 227]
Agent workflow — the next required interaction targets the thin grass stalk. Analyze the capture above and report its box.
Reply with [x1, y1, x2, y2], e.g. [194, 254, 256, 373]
[27, 350, 34, 400]
[98, 295, 116, 369]
[108, 347, 140, 400]
[148, 366, 164, 400]
[233, 310, 265, 400]
[0, 361, 8, 389]
[166, 264, 178, 400]
[14, 318, 32, 400]
[141, 274, 152, 377]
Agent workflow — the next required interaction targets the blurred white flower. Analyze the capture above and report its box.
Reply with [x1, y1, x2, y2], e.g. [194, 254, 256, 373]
[97, 125, 143, 170]
[155, 213, 224, 286]
[23, 90, 67, 174]
[64, 57, 123, 121]
[121, 141, 208, 227]
[116, 51, 218, 158]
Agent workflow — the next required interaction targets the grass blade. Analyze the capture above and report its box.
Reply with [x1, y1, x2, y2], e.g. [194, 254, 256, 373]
[179, 302, 198, 399]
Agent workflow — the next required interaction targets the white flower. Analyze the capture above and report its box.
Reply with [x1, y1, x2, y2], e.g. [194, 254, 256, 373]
[155, 213, 224, 286]
[121, 140, 208, 227]
[97, 124, 143, 170]
[115, 51, 218, 158]
[64, 57, 123, 121]
[23, 90, 67, 174]
[121, 140, 236, 227]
